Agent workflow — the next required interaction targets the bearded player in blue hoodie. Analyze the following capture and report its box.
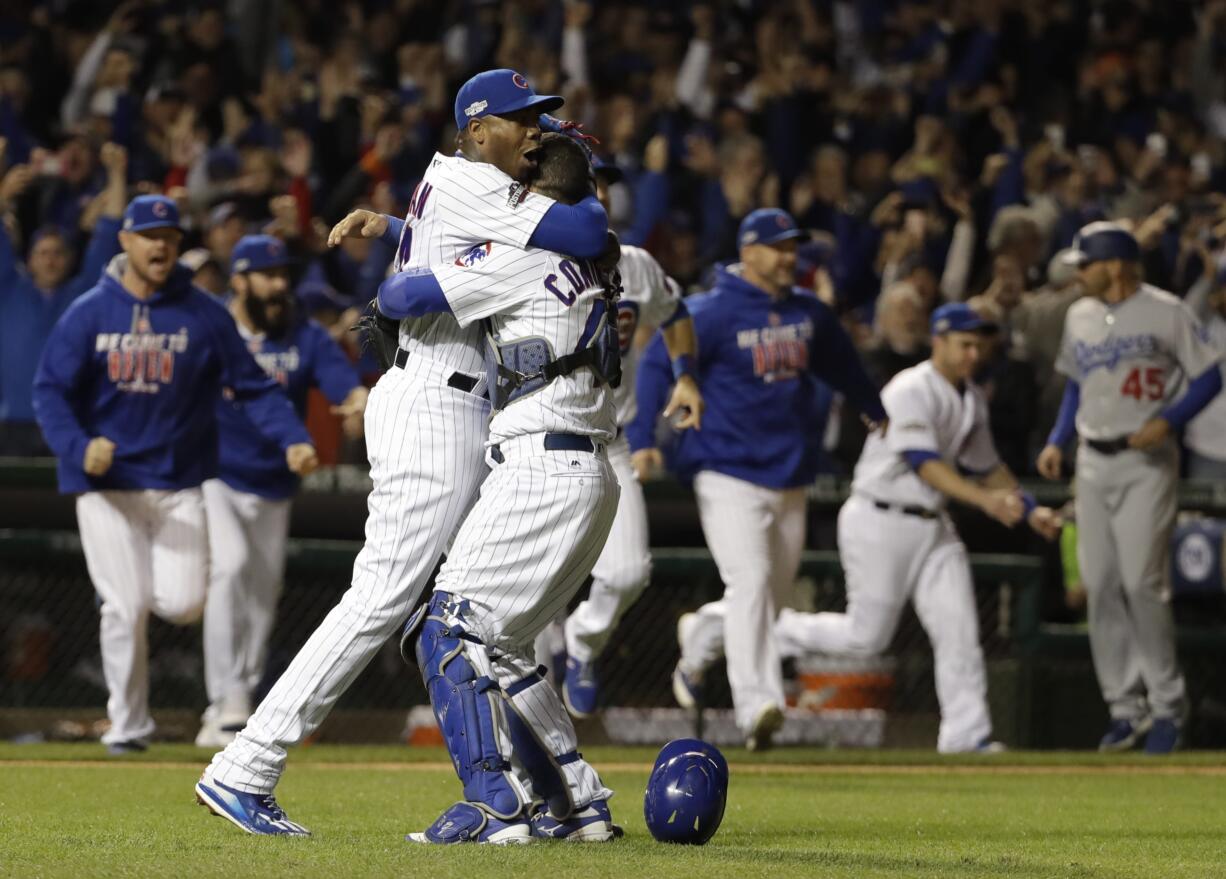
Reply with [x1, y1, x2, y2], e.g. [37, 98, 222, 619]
[627, 208, 886, 751]
[32, 195, 316, 755]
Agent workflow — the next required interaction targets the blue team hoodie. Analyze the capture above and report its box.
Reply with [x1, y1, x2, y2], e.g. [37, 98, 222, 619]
[33, 256, 310, 494]
[216, 315, 360, 500]
[628, 264, 885, 490]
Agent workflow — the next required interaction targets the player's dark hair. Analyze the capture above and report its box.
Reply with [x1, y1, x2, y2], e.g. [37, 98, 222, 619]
[531, 133, 595, 206]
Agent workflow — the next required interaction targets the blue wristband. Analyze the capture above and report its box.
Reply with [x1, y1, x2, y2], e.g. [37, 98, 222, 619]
[1020, 491, 1037, 518]
[671, 353, 696, 381]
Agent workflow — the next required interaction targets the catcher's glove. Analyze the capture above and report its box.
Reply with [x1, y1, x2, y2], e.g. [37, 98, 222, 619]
[353, 299, 400, 371]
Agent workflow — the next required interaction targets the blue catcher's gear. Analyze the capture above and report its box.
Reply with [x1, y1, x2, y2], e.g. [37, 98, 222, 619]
[415, 591, 524, 819]
[406, 801, 531, 845]
[643, 739, 728, 845]
[485, 262, 623, 411]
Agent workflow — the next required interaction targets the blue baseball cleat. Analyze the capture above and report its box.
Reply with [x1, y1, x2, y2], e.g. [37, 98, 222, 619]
[406, 802, 531, 845]
[194, 774, 311, 836]
[530, 799, 622, 842]
[563, 657, 599, 719]
[1099, 718, 1151, 752]
[1143, 718, 1181, 755]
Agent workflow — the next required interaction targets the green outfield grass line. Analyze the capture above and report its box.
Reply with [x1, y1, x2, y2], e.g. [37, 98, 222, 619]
[4, 757, 1226, 776]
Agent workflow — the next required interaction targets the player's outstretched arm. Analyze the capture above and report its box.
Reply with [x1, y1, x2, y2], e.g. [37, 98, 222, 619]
[32, 306, 96, 468]
[1038, 380, 1080, 479]
[912, 456, 1024, 527]
[625, 333, 674, 478]
[660, 306, 703, 430]
[808, 303, 887, 428]
[977, 462, 1062, 539]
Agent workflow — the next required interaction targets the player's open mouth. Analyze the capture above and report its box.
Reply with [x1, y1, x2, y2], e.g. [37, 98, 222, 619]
[524, 146, 543, 164]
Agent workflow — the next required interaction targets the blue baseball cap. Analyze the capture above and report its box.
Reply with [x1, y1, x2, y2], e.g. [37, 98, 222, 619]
[231, 234, 291, 274]
[738, 208, 807, 249]
[1061, 221, 1140, 267]
[453, 69, 563, 132]
[122, 195, 182, 233]
[930, 302, 997, 335]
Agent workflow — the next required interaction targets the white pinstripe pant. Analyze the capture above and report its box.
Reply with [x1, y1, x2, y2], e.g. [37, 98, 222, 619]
[434, 432, 620, 809]
[209, 359, 489, 793]
[76, 488, 209, 745]
[681, 470, 807, 733]
[201, 479, 292, 710]
[564, 436, 653, 662]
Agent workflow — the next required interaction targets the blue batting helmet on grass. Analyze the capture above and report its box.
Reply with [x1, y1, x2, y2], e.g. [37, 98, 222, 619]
[643, 738, 728, 845]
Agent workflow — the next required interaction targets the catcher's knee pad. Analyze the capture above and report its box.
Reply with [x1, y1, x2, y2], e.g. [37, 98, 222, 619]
[504, 669, 581, 818]
[416, 592, 523, 819]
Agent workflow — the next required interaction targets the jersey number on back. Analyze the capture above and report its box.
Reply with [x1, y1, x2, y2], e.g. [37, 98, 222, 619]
[1120, 367, 1164, 401]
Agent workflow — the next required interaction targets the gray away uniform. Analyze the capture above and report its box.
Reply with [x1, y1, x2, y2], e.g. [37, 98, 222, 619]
[1056, 284, 1221, 722]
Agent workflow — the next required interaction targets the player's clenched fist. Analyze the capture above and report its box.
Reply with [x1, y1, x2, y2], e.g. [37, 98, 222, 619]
[1027, 505, 1063, 541]
[1036, 444, 1063, 481]
[631, 448, 664, 483]
[327, 209, 388, 248]
[664, 375, 704, 431]
[285, 443, 319, 476]
[83, 436, 116, 476]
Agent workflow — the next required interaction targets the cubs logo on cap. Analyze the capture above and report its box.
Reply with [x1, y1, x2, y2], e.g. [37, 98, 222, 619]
[930, 302, 996, 336]
[453, 69, 564, 132]
[122, 195, 182, 233]
[737, 208, 807, 249]
[231, 234, 291, 274]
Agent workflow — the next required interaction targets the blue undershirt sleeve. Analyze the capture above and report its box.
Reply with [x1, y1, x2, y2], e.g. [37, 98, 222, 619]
[380, 215, 405, 249]
[903, 449, 941, 472]
[1162, 365, 1223, 429]
[376, 268, 453, 319]
[528, 195, 608, 259]
[1046, 380, 1080, 447]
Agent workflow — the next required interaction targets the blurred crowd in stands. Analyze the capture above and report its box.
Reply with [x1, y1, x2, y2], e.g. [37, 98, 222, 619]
[3, 0, 1226, 476]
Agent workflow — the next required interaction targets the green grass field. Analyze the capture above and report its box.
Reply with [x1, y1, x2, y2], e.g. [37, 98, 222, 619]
[2, 744, 1223, 879]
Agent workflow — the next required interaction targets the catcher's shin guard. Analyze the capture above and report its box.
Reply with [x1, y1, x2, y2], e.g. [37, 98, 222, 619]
[504, 668, 611, 818]
[416, 592, 525, 819]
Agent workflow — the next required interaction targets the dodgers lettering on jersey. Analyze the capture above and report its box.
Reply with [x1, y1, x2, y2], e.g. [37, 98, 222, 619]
[32, 257, 308, 494]
[852, 361, 999, 512]
[1056, 284, 1220, 439]
[612, 246, 682, 426]
[216, 318, 360, 500]
[393, 152, 554, 377]
[430, 242, 616, 444]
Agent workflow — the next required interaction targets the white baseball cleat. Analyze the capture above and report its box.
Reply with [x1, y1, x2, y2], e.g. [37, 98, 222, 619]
[746, 703, 784, 752]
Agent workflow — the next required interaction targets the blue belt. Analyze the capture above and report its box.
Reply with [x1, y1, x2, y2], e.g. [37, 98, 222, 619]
[490, 433, 595, 465]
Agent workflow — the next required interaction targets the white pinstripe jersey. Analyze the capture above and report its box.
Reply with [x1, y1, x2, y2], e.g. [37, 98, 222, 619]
[432, 243, 616, 445]
[394, 152, 554, 376]
[852, 360, 999, 511]
[614, 246, 682, 426]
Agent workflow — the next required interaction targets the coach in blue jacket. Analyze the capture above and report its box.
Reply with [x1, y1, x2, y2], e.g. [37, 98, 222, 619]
[32, 195, 316, 754]
[628, 208, 886, 751]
